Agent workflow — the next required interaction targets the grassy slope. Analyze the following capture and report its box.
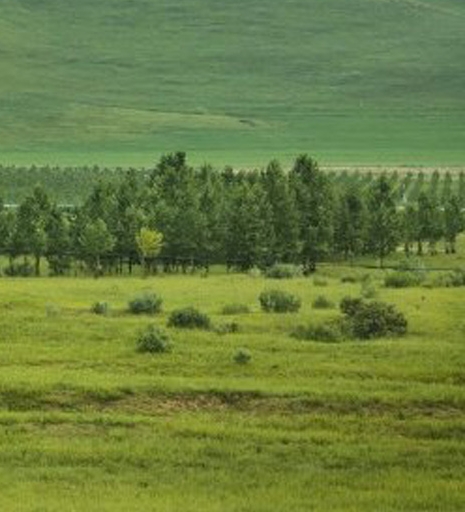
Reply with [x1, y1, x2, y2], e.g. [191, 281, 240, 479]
[0, 271, 463, 510]
[0, 0, 464, 167]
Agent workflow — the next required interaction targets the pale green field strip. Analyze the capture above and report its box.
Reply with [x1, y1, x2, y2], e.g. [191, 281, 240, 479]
[0, 0, 464, 166]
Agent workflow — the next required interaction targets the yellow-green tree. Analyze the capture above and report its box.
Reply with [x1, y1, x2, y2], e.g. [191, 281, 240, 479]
[136, 227, 164, 275]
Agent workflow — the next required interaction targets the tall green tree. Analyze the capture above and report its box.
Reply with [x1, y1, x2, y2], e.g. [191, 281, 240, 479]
[114, 170, 146, 273]
[261, 160, 299, 263]
[334, 188, 367, 260]
[196, 166, 226, 269]
[136, 227, 164, 275]
[366, 176, 399, 267]
[79, 219, 115, 276]
[289, 155, 334, 272]
[9, 186, 51, 275]
[416, 192, 442, 255]
[149, 154, 204, 271]
[45, 207, 71, 275]
[225, 182, 273, 271]
[443, 196, 463, 254]
[400, 204, 417, 256]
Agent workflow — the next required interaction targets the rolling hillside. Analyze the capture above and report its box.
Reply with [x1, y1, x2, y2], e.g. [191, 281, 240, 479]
[0, 0, 464, 166]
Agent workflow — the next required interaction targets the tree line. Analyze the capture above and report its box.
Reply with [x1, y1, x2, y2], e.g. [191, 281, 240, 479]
[0, 153, 463, 276]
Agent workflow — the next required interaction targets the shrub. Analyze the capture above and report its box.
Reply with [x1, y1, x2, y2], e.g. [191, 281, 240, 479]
[215, 322, 240, 335]
[248, 266, 262, 278]
[47, 255, 71, 276]
[4, 261, 34, 277]
[360, 278, 378, 299]
[341, 275, 358, 284]
[91, 301, 109, 315]
[128, 292, 163, 315]
[221, 303, 250, 315]
[292, 321, 344, 343]
[259, 289, 301, 313]
[136, 325, 171, 354]
[396, 257, 426, 273]
[385, 271, 423, 288]
[233, 349, 251, 365]
[432, 269, 465, 288]
[312, 295, 335, 309]
[344, 300, 407, 339]
[168, 307, 211, 329]
[340, 296, 364, 317]
[313, 277, 328, 287]
[265, 264, 303, 279]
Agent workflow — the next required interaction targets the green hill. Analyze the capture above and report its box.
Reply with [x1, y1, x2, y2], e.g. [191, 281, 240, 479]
[1, 0, 464, 167]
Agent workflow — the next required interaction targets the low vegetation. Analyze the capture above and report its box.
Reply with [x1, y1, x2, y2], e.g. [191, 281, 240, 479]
[233, 348, 252, 365]
[128, 292, 163, 315]
[90, 301, 110, 316]
[264, 264, 303, 279]
[384, 271, 424, 288]
[221, 303, 250, 315]
[312, 295, 335, 309]
[340, 297, 408, 339]
[259, 289, 301, 313]
[136, 325, 171, 354]
[167, 307, 211, 330]
[292, 320, 344, 343]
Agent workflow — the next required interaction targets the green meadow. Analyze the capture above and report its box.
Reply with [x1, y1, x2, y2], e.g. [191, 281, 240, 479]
[0, 268, 464, 511]
[1, 0, 465, 167]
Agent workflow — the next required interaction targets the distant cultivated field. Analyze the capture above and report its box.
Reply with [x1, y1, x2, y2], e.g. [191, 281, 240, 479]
[0, 269, 464, 511]
[0, 0, 464, 167]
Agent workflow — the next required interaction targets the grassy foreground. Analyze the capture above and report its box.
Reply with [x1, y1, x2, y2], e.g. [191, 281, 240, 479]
[1, 0, 465, 166]
[0, 271, 463, 511]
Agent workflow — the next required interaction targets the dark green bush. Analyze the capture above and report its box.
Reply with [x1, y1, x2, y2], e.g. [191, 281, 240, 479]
[432, 269, 465, 288]
[136, 325, 171, 353]
[340, 296, 364, 317]
[128, 292, 163, 315]
[168, 307, 211, 329]
[340, 297, 408, 339]
[47, 255, 71, 276]
[4, 261, 34, 277]
[292, 321, 344, 343]
[91, 301, 109, 315]
[265, 264, 303, 279]
[340, 275, 358, 284]
[385, 271, 423, 288]
[312, 295, 335, 309]
[349, 301, 407, 339]
[396, 257, 426, 273]
[259, 289, 301, 313]
[221, 303, 250, 315]
[233, 348, 251, 365]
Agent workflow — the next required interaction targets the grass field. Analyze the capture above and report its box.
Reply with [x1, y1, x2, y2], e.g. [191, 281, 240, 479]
[1, 0, 465, 167]
[0, 269, 464, 510]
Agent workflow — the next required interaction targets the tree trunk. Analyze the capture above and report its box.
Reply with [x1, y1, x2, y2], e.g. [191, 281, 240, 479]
[35, 254, 41, 277]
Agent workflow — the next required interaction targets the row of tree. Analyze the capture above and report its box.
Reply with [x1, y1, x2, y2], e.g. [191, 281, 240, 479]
[0, 153, 463, 276]
[2, 163, 464, 207]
